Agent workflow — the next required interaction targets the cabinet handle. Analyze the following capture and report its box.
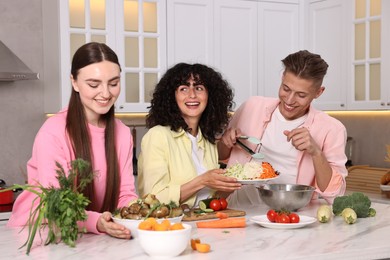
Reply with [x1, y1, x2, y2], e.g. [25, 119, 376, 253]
[119, 105, 124, 109]
[380, 102, 385, 106]
[340, 104, 345, 107]
[387, 102, 390, 106]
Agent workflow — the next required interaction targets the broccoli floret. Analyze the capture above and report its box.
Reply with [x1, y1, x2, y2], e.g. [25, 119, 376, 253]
[332, 192, 373, 218]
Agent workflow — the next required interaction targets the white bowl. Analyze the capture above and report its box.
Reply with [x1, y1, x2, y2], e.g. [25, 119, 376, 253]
[112, 214, 184, 238]
[380, 184, 390, 191]
[138, 223, 192, 258]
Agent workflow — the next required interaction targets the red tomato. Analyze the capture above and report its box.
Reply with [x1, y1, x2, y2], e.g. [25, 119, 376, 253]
[276, 213, 290, 223]
[289, 213, 300, 223]
[266, 209, 278, 223]
[219, 198, 228, 210]
[209, 199, 222, 211]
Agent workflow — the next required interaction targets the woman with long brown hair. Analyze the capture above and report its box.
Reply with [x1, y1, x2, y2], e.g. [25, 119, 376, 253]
[8, 42, 137, 239]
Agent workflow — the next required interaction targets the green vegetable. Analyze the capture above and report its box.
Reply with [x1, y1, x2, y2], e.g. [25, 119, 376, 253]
[198, 198, 215, 211]
[368, 207, 376, 217]
[0, 159, 94, 255]
[317, 204, 332, 223]
[342, 208, 357, 224]
[332, 192, 375, 218]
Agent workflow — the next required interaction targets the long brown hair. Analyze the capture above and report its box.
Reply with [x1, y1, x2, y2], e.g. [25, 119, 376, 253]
[67, 42, 121, 212]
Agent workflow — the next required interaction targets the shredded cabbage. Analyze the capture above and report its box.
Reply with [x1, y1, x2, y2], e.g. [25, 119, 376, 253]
[225, 161, 263, 180]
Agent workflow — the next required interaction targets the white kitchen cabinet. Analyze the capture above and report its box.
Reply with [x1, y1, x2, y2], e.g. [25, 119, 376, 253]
[306, 0, 348, 111]
[215, 0, 300, 108]
[166, 0, 214, 67]
[346, 0, 390, 110]
[307, 0, 390, 111]
[42, 0, 167, 113]
[167, 0, 300, 110]
[214, 0, 258, 109]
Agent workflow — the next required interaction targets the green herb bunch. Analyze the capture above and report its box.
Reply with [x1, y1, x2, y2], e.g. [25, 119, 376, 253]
[2, 159, 94, 255]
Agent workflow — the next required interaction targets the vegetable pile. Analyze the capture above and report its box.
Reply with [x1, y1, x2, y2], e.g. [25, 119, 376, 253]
[224, 161, 278, 180]
[332, 192, 376, 218]
[266, 209, 300, 224]
[137, 217, 184, 231]
[316, 192, 377, 225]
[197, 197, 228, 213]
[114, 194, 183, 220]
[191, 238, 211, 253]
[0, 159, 94, 255]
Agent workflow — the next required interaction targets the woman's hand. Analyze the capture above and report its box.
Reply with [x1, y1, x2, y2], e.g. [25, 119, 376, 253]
[180, 169, 241, 203]
[201, 169, 242, 192]
[97, 211, 132, 239]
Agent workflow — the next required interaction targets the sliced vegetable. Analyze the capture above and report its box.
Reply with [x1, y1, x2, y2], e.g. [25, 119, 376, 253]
[317, 204, 332, 223]
[342, 208, 357, 224]
[199, 198, 214, 211]
[191, 238, 200, 250]
[196, 217, 246, 228]
[195, 243, 211, 253]
[216, 212, 228, 219]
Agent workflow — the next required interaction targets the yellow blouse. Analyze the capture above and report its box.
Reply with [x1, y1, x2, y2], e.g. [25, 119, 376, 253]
[137, 125, 219, 207]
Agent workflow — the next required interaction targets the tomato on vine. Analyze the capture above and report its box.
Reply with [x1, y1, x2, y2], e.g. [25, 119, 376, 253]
[276, 213, 290, 223]
[219, 198, 228, 210]
[209, 199, 222, 211]
[289, 213, 300, 223]
[266, 209, 278, 223]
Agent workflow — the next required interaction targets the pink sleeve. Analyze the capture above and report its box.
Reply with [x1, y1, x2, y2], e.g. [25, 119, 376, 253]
[116, 122, 138, 208]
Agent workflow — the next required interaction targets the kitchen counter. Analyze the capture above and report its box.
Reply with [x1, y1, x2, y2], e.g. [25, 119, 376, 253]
[1, 199, 390, 260]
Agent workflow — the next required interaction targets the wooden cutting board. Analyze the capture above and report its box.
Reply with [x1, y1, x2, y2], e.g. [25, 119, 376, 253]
[182, 208, 246, 221]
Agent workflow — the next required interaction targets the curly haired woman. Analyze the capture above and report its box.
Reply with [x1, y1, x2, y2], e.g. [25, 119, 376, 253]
[137, 63, 242, 207]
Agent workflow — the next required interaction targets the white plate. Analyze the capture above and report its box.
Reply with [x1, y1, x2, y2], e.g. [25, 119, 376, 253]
[237, 175, 279, 185]
[250, 215, 316, 229]
[380, 185, 390, 191]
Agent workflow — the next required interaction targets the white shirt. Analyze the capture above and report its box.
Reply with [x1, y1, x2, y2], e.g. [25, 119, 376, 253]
[261, 106, 307, 184]
[186, 132, 212, 207]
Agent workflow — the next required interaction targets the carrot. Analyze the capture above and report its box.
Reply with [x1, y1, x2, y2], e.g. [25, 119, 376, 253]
[196, 217, 246, 228]
[260, 162, 277, 179]
[216, 212, 228, 219]
[195, 243, 211, 253]
[191, 238, 200, 250]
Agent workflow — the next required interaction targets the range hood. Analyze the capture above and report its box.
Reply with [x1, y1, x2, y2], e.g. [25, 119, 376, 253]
[0, 40, 39, 81]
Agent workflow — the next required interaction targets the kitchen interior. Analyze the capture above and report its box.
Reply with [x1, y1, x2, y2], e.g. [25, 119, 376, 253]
[1, 0, 390, 221]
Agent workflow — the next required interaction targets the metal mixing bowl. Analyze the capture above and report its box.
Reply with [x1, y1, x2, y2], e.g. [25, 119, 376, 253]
[257, 184, 315, 211]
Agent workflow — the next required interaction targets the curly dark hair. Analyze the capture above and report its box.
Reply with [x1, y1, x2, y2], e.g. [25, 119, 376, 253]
[146, 63, 235, 144]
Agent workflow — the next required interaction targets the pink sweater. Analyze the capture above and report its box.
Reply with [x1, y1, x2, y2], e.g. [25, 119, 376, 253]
[7, 109, 138, 234]
[227, 96, 348, 203]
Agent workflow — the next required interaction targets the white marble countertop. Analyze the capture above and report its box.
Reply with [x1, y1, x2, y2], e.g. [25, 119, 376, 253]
[2, 199, 390, 260]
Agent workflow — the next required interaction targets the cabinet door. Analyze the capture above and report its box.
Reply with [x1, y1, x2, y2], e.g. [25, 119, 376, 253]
[214, 0, 258, 109]
[258, 1, 300, 99]
[347, 0, 390, 110]
[115, 0, 167, 112]
[307, 0, 348, 111]
[167, 0, 213, 67]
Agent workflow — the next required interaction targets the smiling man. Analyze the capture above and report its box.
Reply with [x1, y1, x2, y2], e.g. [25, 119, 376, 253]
[218, 50, 348, 206]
